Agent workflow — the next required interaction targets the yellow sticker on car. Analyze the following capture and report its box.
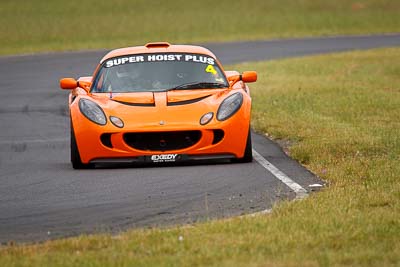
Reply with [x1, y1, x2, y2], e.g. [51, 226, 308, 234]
[205, 64, 217, 75]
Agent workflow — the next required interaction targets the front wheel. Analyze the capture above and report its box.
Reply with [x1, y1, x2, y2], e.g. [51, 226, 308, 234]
[232, 128, 253, 163]
[71, 123, 94, 169]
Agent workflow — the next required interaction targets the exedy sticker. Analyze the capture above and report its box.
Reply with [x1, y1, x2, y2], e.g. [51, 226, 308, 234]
[150, 154, 179, 162]
[105, 53, 215, 68]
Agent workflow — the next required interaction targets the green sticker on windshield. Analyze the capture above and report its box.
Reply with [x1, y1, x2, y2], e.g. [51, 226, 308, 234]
[205, 64, 217, 75]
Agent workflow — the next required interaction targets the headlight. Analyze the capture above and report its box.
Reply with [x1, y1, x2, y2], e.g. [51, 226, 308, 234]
[200, 112, 213, 125]
[79, 98, 107, 125]
[217, 92, 243, 121]
[110, 116, 124, 128]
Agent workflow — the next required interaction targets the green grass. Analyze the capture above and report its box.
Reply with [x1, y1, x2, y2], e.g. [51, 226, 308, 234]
[1, 48, 400, 266]
[1, 0, 400, 55]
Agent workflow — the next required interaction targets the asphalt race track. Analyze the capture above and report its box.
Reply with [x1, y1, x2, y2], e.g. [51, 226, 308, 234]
[1, 34, 400, 243]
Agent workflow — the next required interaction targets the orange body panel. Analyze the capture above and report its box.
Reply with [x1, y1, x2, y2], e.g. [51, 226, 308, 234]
[70, 89, 251, 163]
[64, 43, 255, 164]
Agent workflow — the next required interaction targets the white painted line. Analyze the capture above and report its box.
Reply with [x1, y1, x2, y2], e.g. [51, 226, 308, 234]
[252, 149, 308, 199]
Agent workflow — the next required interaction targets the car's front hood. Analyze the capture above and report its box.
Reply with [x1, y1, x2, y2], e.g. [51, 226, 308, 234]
[92, 89, 226, 105]
[89, 89, 230, 129]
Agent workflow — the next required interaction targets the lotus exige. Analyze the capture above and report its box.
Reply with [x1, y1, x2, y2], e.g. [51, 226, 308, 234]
[60, 42, 257, 169]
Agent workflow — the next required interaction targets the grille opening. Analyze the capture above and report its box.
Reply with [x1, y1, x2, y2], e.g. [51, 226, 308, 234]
[212, 129, 224, 144]
[124, 131, 201, 151]
[100, 133, 113, 148]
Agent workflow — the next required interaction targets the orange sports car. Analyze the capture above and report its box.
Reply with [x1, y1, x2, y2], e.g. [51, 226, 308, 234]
[60, 42, 257, 169]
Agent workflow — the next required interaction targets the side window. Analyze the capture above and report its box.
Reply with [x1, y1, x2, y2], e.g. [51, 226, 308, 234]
[96, 72, 105, 92]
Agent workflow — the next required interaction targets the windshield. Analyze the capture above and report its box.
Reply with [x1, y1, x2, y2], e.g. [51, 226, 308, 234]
[91, 53, 228, 93]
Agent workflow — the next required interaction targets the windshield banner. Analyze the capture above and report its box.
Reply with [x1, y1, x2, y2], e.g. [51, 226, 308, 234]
[105, 53, 215, 68]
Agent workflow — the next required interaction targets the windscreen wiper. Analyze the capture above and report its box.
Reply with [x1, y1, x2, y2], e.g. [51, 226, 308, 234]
[166, 82, 227, 91]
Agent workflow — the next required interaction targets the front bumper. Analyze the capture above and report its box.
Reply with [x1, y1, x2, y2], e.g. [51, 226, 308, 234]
[72, 112, 250, 164]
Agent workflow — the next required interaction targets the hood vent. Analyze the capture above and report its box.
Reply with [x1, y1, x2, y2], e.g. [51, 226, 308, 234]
[167, 95, 211, 106]
[112, 99, 155, 107]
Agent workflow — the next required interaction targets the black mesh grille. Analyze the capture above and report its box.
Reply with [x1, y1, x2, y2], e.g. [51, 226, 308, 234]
[123, 131, 201, 151]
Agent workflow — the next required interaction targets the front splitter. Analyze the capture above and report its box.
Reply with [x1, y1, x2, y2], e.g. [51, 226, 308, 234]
[89, 153, 235, 164]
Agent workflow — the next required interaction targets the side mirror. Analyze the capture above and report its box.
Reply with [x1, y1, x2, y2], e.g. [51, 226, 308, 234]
[242, 71, 257, 83]
[60, 78, 78, 90]
[60, 77, 91, 93]
[228, 71, 257, 87]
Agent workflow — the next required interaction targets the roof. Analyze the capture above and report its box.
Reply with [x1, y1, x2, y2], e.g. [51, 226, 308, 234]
[100, 42, 217, 63]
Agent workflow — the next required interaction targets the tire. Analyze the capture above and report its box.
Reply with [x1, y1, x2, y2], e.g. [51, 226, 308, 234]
[232, 127, 253, 163]
[71, 122, 94, 169]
